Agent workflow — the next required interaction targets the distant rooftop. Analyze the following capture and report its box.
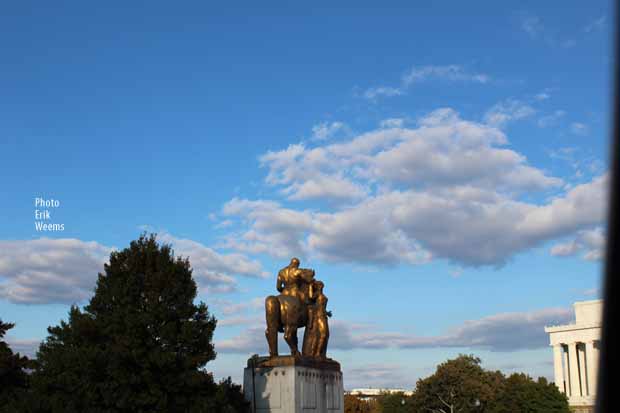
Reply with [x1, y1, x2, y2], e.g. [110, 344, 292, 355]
[545, 299, 602, 333]
[347, 388, 413, 397]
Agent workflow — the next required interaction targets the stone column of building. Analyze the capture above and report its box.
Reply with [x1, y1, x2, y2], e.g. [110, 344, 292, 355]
[545, 300, 603, 412]
[568, 342, 582, 397]
[562, 345, 570, 395]
[578, 343, 589, 395]
[585, 341, 598, 396]
[553, 344, 565, 393]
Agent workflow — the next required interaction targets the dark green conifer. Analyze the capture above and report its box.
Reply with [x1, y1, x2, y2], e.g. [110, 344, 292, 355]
[31, 234, 222, 412]
[0, 319, 31, 411]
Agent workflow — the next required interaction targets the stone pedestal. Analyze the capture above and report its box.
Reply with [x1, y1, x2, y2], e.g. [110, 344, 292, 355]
[243, 356, 344, 413]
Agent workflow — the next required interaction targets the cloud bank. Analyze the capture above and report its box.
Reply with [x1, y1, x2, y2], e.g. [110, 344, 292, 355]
[362, 65, 489, 101]
[221, 108, 607, 267]
[216, 307, 573, 354]
[0, 233, 267, 305]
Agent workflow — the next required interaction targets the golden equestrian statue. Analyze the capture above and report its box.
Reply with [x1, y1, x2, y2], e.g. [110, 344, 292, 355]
[264, 258, 331, 359]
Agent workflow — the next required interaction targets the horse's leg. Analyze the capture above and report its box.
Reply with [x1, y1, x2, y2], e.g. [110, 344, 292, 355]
[284, 325, 300, 357]
[316, 331, 329, 359]
[301, 307, 312, 356]
[265, 296, 280, 357]
[280, 295, 302, 357]
[301, 327, 312, 356]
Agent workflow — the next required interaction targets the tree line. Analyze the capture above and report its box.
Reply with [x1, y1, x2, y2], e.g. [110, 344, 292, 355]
[1, 234, 571, 412]
[0, 234, 246, 412]
[344, 354, 570, 413]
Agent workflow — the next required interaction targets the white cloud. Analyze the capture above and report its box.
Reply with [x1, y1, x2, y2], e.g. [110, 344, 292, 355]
[549, 146, 577, 162]
[550, 227, 606, 261]
[218, 315, 263, 327]
[221, 198, 314, 259]
[581, 287, 600, 297]
[224, 175, 606, 267]
[25, 307, 549, 387]
[367, 110, 558, 190]
[311, 121, 349, 141]
[537, 110, 566, 128]
[549, 147, 606, 181]
[363, 86, 403, 101]
[308, 197, 433, 265]
[571, 122, 589, 136]
[214, 219, 234, 229]
[213, 297, 264, 316]
[0, 238, 111, 304]
[216, 307, 573, 353]
[261, 109, 558, 201]
[519, 14, 582, 48]
[158, 232, 269, 293]
[339, 308, 573, 351]
[535, 92, 551, 101]
[283, 174, 368, 201]
[222, 108, 609, 267]
[0, 233, 268, 304]
[484, 99, 535, 127]
[319, 175, 603, 266]
[361, 65, 489, 101]
[380, 118, 405, 129]
[259, 143, 368, 201]
[549, 240, 580, 257]
[402, 65, 489, 86]
[345, 364, 414, 389]
[518, 174, 608, 238]
[210, 297, 265, 327]
[5, 337, 41, 358]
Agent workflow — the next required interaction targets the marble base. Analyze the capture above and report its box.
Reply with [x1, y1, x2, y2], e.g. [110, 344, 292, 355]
[243, 356, 344, 412]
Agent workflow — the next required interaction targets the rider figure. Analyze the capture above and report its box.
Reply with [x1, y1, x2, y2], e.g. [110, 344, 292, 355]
[265, 257, 317, 358]
[277, 257, 314, 304]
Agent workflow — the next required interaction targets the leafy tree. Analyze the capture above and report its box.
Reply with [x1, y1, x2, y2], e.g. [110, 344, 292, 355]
[30, 234, 223, 413]
[410, 355, 504, 413]
[488, 373, 569, 413]
[344, 393, 379, 413]
[409, 355, 570, 413]
[376, 391, 415, 412]
[0, 319, 31, 411]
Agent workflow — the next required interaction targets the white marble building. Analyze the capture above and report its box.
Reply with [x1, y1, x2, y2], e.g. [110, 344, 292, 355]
[346, 388, 413, 401]
[545, 299, 602, 413]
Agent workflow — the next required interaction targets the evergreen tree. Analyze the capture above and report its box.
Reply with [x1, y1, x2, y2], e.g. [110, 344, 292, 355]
[0, 319, 31, 411]
[212, 377, 248, 413]
[30, 234, 222, 413]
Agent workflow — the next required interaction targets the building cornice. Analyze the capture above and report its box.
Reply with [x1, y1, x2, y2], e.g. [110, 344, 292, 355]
[544, 323, 602, 333]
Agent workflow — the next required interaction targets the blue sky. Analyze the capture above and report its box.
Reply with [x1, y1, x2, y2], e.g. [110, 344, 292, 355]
[0, 1, 613, 389]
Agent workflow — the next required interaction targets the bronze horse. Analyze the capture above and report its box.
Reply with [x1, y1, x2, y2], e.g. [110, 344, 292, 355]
[264, 260, 315, 357]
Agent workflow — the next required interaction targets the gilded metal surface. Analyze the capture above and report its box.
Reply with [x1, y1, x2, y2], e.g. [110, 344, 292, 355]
[265, 258, 331, 359]
[248, 355, 341, 371]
